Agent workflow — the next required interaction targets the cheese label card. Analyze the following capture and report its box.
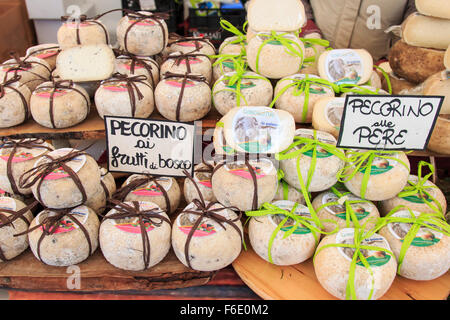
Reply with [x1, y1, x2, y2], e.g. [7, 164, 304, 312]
[337, 95, 444, 150]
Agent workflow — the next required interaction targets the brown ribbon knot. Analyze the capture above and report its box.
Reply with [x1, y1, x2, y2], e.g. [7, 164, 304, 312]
[102, 199, 171, 270]
[113, 49, 159, 89]
[1, 52, 51, 84]
[165, 51, 210, 74]
[168, 33, 216, 54]
[60, 14, 109, 45]
[0, 74, 29, 123]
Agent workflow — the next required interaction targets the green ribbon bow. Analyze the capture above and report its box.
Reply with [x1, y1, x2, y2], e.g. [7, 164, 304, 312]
[337, 150, 410, 199]
[338, 84, 385, 95]
[269, 75, 339, 122]
[300, 37, 330, 65]
[373, 65, 392, 95]
[218, 19, 247, 53]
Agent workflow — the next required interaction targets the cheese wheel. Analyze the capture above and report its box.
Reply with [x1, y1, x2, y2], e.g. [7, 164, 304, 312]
[100, 167, 116, 199]
[279, 129, 345, 192]
[117, 12, 168, 56]
[219, 36, 245, 55]
[211, 158, 278, 212]
[378, 210, 450, 280]
[56, 44, 115, 82]
[273, 74, 335, 123]
[212, 71, 273, 116]
[366, 70, 382, 89]
[312, 191, 380, 233]
[0, 56, 51, 91]
[422, 71, 450, 114]
[51, 68, 99, 98]
[167, 38, 216, 57]
[428, 114, 450, 154]
[299, 33, 326, 75]
[212, 56, 242, 83]
[172, 201, 243, 271]
[340, 85, 388, 97]
[221, 106, 296, 154]
[247, 0, 306, 32]
[388, 39, 445, 84]
[100, 201, 171, 271]
[115, 55, 160, 89]
[247, 32, 305, 79]
[0, 197, 33, 262]
[184, 162, 216, 204]
[28, 206, 99, 266]
[30, 81, 90, 129]
[249, 200, 317, 265]
[318, 49, 373, 85]
[445, 45, 450, 70]
[122, 175, 181, 215]
[382, 72, 416, 94]
[57, 20, 108, 50]
[155, 74, 211, 122]
[84, 169, 116, 215]
[26, 44, 59, 70]
[95, 75, 154, 119]
[416, 0, 450, 21]
[343, 151, 410, 201]
[0, 80, 31, 128]
[377, 62, 392, 75]
[160, 52, 212, 85]
[213, 116, 237, 156]
[314, 228, 397, 300]
[379, 175, 447, 216]
[272, 181, 306, 204]
[312, 97, 345, 139]
[402, 13, 450, 50]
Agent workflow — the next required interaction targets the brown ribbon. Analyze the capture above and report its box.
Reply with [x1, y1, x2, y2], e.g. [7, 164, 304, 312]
[183, 162, 214, 200]
[162, 71, 208, 121]
[0, 74, 29, 122]
[0, 138, 53, 196]
[102, 199, 171, 270]
[113, 49, 159, 89]
[60, 14, 109, 45]
[112, 175, 172, 214]
[101, 73, 150, 117]
[25, 45, 60, 60]
[1, 52, 51, 85]
[168, 33, 216, 54]
[164, 51, 210, 74]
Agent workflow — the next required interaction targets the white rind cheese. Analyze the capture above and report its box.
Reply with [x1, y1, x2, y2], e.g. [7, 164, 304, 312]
[402, 13, 450, 50]
[312, 97, 345, 139]
[428, 115, 450, 154]
[416, 0, 450, 19]
[423, 71, 450, 114]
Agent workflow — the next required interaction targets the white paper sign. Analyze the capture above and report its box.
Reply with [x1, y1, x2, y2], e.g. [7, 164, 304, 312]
[337, 95, 444, 150]
[105, 116, 195, 177]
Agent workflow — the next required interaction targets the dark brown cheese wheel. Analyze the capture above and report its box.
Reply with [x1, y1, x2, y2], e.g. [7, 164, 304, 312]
[382, 72, 416, 95]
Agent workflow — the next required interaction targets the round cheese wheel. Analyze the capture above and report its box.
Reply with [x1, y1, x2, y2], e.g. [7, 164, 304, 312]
[312, 191, 380, 233]
[28, 205, 99, 266]
[273, 74, 335, 123]
[116, 12, 168, 56]
[100, 201, 171, 271]
[0, 80, 31, 128]
[299, 33, 326, 76]
[57, 20, 108, 50]
[382, 72, 416, 95]
[0, 197, 33, 262]
[100, 167, 116, 199]
[160, 52, 212, 85]
[249, 200, 317, 265]
[184, 162, 216, 204]
[0, 56, 51, 91]
[343, 151, 410, 201]
[155, 74, 211, 121]
[445, 45, 450, 70]
[30, 81, 90, 128]
[121, 175, 180, 215]
[428, 114, 450, 154]
[51, 68, 99, 98]
[172, 201, 243, 271]
[272, 181, 305, 204]
[213, 116, 237, 156]
[26, 44, 59, 70]
[340, 85, 388, 97]
[402, 13, 450, 50]
[366, 70, 382, 89]
[314, 228, 397, 300]
[115, 55, 160, 89]
[312, 97, 345, 139]
[211, 158, 278, 212]
[416, 0, 450, 19]
[213, 71, 273, 116]
[84, 168, 115, 215]
[247, 32, 305, 79]
[378, 210, 450, 280]
[423, 71, 450, 114]
[388, 39, 445, 84]
[167, 38, 216, 57]
[280, 129, 345, 192]
[318, 49, 373, 85]
[212, 56, 242, 83]
[95, 76, 154, 119]
[219, 36, 245, 55]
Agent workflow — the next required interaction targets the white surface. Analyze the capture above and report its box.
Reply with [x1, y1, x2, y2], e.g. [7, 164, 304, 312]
[26, 0, 89, 19]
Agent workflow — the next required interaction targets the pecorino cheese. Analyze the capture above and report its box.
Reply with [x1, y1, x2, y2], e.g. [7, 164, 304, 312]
[378, 210, 450, 280]
[249, 200, 317, 265]
[167, 38, 216, 57]
[382, 72, 416, 95]
[428, 114, 450, 154]
[213, 116, 237, 156]
[247, 0, 306, 32]
[422, 71, 450, 114]
[0, 56, 51, 91]
[318, 49, 373, 85]
[221, 106, 295, 154]
[26, 44, 59, 70]
[184, 162, 216, 204]
[115, 55, 160, 89]
[340, 85, 388, 97]
[0, 78, 31, 128]
[219, 36, 245, 55]
[366, 70, 382, 89]
[85, 168, 115, 215]
[312, 97, 345, 139]
[57, 19, 108, 50]
[416, 0, 450, 21]
[51, 68, 99, 98]
[299, 33, 327, 76]
[402, 13, 450, 50]
[160, 52, 212, 85]
[272, 181, 306, 204]
[56, 44, 115, 82]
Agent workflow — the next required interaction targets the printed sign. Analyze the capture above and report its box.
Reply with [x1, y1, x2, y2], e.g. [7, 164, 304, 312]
[337, 95, 444, 150]
[105, 116, 195, 177]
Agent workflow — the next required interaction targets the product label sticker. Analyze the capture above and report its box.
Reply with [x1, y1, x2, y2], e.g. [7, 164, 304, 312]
[0, 140, 51, 163]
[294, 129, 336, 158]
[128, 18, 156, 26]
[166, 78, 196, 88]
[119, 60, 145, 71]
[3, 65, 31, 73]
[224, 158, 274, 180]
[33, 87, 71, 98]
[322, 192, 371, 221]
[38, 206, 89, 234]
[129, 177, 172, 197]
[325, 98, 345, 130]
[225, 78, 256, 90]
[177, 202, 230, 237]
[216, 126, 236, 155]
[33, 48, 58, 60]
[176, 41, 197, 48]
[0, 197, 16, 211]
[269, 200, 314, 235]
[222, 60, 236, 71]
[113, 201, 160, 233]
[194, 164, 213, 188]
[35, 148, 86, 181]
[65, 21, 96, 29]
[325, 49, 363, 85]
[178, 57, 202, 65]
[399, 175, 436, 204]
[291, 74, 329, 95]
[102, 82, 128, 92]
[356, 151, 397, 176]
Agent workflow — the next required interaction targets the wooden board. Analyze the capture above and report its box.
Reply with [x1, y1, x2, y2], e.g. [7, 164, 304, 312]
[232, 243, 450, 300]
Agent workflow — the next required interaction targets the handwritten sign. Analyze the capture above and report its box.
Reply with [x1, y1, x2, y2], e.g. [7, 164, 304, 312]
[105, 116, 195, 177]
[337, 95, 444, 150]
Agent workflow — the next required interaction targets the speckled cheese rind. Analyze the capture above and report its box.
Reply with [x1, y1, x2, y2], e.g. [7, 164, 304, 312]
[213, 116, 237, 156]
[378, 210, 450, 280]
[31, 149, 101, 209]
[26, 43, 59, 70]
[402, 13, 450, 50]
[30, 81, 90, 129]
[100, 201, 171, 271]
[247, 32, 305, 79]
[57, 21, 108, 50]
[249, 200, 317, 265]
[155, 75, 211, 122]
[116, 12, 168, 56]
[344, 151, 410, 201]
[115, 55, 160, 89]
[85, 169, 116, 214]
[213, 71, 273, 116]
[0, 57, 51, 91]
[416, 0, 450, 19]
[212, 57, 243, 83]
[51, 68, 99, 98]
[274, 74, 335, 123]
[219, 37, 245, 55]
[280, 129, 345, 192]
[100, 168, 116, 197]
[312, 191, 380, 233]
[382, 72, 416, 95]
[184, 162, 216, 204]
[423, 71, 450, 114]
[314, 228, 397, 300]
[95, 78, 154, 119]
[299, 33, 326, 76]
[340, 86, 388, 97]
[211, 159, 278, 212]
[171, 201, 243, 271]
[168, 40, 216, 57]
[0, 81, 31, 128]
[366, 71, 382, 89]
[312, 97, 345, 139]
[122, 175, 181, 215]
[428, 115, 450, 154]
[272, 182, 305, 204]
[0, 197, 33, 262]
[28, 206, 99, 267]
[160, 53, 212, 85]
[379, 175, 447, 216]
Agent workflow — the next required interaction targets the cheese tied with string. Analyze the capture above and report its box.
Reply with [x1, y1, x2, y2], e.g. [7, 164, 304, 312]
[428, 114, 450, 155]
[213, 117, 237, 156]
[423, 70, 450, 114]
[402, 12, 450, 50]
[273, 180, 305, 204]
[26, 44, 60, 70]
[299, 33, 328, 75]
[167, 35, 216, 57]
[183, 162, 216, 204]
[160, 51, 212, 84]
[0, 74, 31, 128]
[114, 52, 160, 89]
[339, 85, 388, 97]
[57, 15, 108, 50]
[84, 167, 116, 215]
[312, 97, 345, 139]
[211, 51, 246, 83]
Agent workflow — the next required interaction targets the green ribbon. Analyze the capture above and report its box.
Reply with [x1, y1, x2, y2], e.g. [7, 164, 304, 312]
[339, 84, 385, 95]
[337, 150, 410, 199]
[300, 37, 330, 65]
[269, 74, 339, 122]
[373, 65, 392, 95]
[218, 19, 247, 53]
[210, 52, 247, 79]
